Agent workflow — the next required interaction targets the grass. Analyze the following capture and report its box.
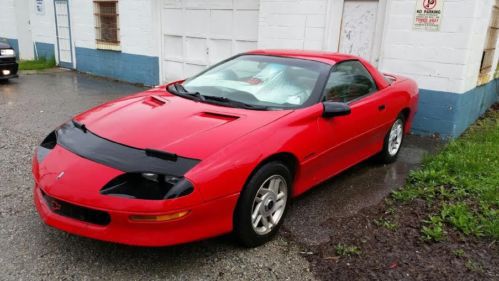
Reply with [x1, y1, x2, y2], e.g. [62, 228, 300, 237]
[392, 109, 499, 241]
[453, 248, 465, 258]
[18, 57, 56, 70]
[373, 217, 398, 231]
[335, 243, 361, 257]
[421, 215, 446, 241]
[465, 259, 483, 273]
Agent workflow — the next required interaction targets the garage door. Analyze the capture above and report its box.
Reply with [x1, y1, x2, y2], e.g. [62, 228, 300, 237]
[160, 0, 259, 82]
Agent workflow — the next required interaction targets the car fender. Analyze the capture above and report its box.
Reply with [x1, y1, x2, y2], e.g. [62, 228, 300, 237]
[186, 104, 325, 202]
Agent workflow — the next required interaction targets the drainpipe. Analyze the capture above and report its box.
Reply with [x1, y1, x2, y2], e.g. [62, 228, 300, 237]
[34, 42, 39, 59]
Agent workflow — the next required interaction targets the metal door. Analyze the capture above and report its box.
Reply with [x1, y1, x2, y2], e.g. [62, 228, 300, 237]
[160, 0, 260, 83]
[54, 0, 73, 68]
[338, 0, 379, 63]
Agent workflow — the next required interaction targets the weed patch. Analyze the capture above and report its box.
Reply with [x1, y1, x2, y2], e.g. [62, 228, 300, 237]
[392, 110, 499, 241]
[19, 57, 56, 70]
[335, 244, 361, 257]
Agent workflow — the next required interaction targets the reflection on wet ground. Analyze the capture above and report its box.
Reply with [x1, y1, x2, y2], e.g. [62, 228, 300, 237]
[285, 136, 442, 245]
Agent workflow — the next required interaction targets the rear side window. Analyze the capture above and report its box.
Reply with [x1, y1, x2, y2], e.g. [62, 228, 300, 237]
[323, 60, 377, 103]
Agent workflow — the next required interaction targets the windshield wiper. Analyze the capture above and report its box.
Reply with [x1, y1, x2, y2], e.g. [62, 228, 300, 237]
[168, 84, 267, 110]
[203, 95, 268, 110]
[169, 83, 205, 101]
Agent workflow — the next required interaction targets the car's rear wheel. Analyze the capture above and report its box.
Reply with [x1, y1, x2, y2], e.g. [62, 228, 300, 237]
[378, 115, 405, 163]
[234, 161, 291, 247]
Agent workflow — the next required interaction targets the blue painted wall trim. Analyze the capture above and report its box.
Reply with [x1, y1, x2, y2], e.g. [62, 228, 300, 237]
[34, 42, 55, 59]
[3, 38, 19, 59]
[75, 47, 159, 86]
[412, 79, 498, 138]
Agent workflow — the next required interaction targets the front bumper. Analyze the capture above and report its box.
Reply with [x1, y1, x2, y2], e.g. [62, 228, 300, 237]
[34, 184, 238, 246]
[0, 58, 18, 80]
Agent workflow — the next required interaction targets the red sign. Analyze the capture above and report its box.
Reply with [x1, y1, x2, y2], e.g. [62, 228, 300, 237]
[423, 0, 437, 10]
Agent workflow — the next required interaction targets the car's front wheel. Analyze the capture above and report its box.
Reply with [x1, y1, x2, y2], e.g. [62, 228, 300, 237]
[234, 161, 291, 247]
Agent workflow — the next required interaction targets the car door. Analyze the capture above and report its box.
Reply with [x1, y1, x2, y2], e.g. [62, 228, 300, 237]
[312, 60, 391, 183]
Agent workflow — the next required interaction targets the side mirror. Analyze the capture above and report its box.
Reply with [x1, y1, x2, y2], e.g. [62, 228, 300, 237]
[322, 101, 351, 118]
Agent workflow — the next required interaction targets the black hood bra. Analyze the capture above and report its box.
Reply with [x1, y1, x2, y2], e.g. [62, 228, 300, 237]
[39, 120, 200, 177]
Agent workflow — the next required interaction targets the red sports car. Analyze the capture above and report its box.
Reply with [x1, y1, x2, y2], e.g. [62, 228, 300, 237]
[33, 50, 418, 247]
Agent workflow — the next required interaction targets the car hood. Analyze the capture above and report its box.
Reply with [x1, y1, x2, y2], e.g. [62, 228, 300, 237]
[74, 90, 292, 159]
[0, 41, 12, 49]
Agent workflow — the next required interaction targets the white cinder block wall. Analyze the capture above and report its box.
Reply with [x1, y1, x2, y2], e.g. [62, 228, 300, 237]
[69, 0, 156, 57]
[379, 0, 498, 137]
[69, 0, 159, 85]
[120, 0, 158, 57]
[1, 0, 496, 137]
[258, 0, 329, 50]
[70, 0, 95, 50]
[29, 0, 57, 47]
[379, 0, 483, 94]
[0, 0, 18, 41]
[462, 0, 498, 91]
[258, 0, 497, 95]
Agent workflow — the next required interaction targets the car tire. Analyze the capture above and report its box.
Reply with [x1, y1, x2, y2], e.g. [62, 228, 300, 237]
[233, 161, 292, 247]
[377, 114, 405, 164]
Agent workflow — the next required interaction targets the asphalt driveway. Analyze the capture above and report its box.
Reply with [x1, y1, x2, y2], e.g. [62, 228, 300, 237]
[0, 70, 440, 280]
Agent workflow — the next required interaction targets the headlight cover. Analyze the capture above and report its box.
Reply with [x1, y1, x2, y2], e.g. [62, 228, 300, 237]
[100, 172, 194, 200]
[37, 131, 57, 163]
[0, 49, 15, 56]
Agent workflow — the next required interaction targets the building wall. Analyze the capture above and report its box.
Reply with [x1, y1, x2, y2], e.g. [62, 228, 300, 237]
[0, 0, 19, 58]
[70, 0, 159, 85]
[1, 0, 497, 137]
[258, 0, 329, 50]
[28, 0, 56, 60]
[380, 0, 498, 137]
[0, 0, 18, 40]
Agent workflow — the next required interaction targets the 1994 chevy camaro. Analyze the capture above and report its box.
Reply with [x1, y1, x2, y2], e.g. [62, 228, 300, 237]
[33, 50, 418, 247]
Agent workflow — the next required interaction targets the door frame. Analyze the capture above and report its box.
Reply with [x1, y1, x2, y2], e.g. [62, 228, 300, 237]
[323, 0, 388, 65]
[53, 0, 74, 69]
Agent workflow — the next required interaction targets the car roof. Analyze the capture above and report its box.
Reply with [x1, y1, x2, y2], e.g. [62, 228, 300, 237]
[246, 49, 359, 65]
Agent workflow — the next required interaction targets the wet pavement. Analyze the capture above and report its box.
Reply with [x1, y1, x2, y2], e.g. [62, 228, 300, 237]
[0, 70, 441, 280]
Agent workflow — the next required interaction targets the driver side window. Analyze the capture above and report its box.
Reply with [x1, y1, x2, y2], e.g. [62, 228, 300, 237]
[323, 60, 377, 103]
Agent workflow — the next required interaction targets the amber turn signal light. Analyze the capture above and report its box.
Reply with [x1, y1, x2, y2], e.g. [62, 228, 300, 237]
[129, 210, 190, 222]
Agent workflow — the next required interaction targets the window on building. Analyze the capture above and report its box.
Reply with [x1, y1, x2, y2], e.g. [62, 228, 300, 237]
[94, 0, 120, 50]
[478, 2, 499, 85]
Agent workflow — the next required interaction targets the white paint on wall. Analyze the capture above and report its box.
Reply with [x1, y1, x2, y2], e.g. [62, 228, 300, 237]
[120, 0, 157, 56]
[378, 0, 496, 94]
[1, 0, 496, 95]
[339, 0, 379, 62]
[15, 0, 35, 59]
[69, 0, 95, 50]
[462, 0, 497, 90]
[29, 0, 57, 46]
[0, 0, 18, 39]
[69, 0, 157, 56]
[258, 0, 329, 50]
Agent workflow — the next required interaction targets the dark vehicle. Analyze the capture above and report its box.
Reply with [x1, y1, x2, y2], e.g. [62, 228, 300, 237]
[0, 38, 18, 80]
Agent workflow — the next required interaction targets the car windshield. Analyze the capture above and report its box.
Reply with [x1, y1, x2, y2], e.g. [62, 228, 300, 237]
[181, 55, 328, 110]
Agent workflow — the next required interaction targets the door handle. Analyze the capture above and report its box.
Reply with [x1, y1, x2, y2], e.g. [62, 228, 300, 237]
[378, 105, 386, 111]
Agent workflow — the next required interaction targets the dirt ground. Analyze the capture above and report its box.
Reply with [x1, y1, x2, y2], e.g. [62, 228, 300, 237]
[302, 197, 498, 280]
